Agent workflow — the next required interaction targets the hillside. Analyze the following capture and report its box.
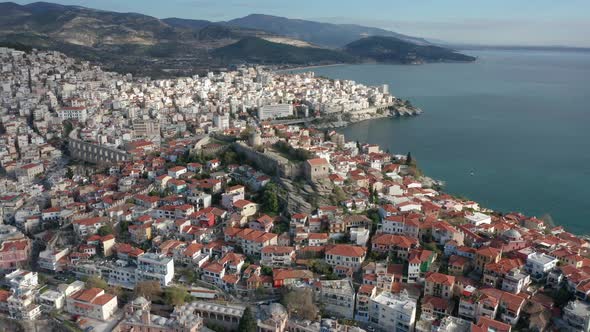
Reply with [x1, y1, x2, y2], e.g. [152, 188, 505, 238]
[0, 2, 475, 76]
[212, 37, 356, 65]
[344, 36, 476, 64]
[226, 14, 430, 48]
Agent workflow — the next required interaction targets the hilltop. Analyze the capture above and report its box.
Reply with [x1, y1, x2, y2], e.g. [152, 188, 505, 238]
[344, 36, 476, 64]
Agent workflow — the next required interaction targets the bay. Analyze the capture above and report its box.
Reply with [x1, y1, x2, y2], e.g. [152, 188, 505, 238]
[289, 50, 590, 234]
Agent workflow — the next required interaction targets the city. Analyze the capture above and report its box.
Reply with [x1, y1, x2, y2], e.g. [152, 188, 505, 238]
[0, 44, 589, 332]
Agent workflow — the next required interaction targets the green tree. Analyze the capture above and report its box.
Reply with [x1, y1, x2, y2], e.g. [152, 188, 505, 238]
[97, 224, 114, 236]
[262, 183, 279, 214]
[406, 152, 413, 165]
[86, 276, 108, 290]
[65, 167, 74, 179]
[238, 307, 257, 332]
[238, 307, 258, 332]
[163, 286, 188, 306]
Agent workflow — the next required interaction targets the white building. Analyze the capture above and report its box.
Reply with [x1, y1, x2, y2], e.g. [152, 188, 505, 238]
[66, 287, 118, 321]
[6, 270, 41, 320]
[325, 244, 366, 272]
[258, 104, 293, 120]
[58, 106, 88, 122]
[563, 300, 590, 332]
[38, 290, 66, 311]
[526, 252, 558, 281]
[501, 269, 530, 294]
[369, 290, 417, 332]
[136, 253, 175, 286]
[213, 114, 230, 130]
[465, 212, 491, 226]
[315, 279, 356, 319]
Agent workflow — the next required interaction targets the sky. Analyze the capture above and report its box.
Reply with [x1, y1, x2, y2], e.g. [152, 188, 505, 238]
[13, 0, 590, 47]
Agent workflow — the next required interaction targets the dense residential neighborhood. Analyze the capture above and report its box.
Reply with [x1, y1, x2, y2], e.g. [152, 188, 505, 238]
[1, 46, 590, 332]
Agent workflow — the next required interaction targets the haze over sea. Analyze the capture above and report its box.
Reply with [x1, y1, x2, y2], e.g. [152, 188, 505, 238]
[292, 50, 590, 234]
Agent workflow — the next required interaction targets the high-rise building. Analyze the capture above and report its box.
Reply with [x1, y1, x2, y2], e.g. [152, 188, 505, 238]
[258, 104, 293, 120]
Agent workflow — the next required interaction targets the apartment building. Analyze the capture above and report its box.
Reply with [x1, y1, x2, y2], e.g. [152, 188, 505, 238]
[369, 290, 417, 332]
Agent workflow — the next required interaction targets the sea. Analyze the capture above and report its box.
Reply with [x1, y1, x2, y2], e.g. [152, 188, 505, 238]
[289, 50, 590, 234]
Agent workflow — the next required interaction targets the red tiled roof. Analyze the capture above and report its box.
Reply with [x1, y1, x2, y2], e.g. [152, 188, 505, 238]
[326, 244, 366, 257]
[426, 272, 455, 286]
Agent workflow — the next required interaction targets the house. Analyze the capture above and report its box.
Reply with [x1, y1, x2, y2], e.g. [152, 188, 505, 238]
[249, 214, 274, 232]
[371, 233, 419, 260]
[233, 199, 258, 217]
[473, 317, 512, 332]
[425, 272, 455, 299]
[272, 269, 313, 288]
[325, 244, 366, 272]
[475, 246, 502, 273]
[0, 238, 31, 270]
[65, 288, 118, 321]
[261, 246, 295, 267]
[407, 249, 437, 283]
[72, 217, 107, 238]
[421, 296, 452, 320]
[525, 252, 558, 281]
[16, 163, 44, 181]
[307, 233, 329, 247]
[466, 212, 492, 226]
[167, 166, 187, 179]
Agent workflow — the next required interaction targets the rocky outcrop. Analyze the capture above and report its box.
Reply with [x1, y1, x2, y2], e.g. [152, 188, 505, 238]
[277, 177, 335, 215]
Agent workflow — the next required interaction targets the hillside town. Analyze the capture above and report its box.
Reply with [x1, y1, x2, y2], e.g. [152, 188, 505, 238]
[1, 46, 589, 332]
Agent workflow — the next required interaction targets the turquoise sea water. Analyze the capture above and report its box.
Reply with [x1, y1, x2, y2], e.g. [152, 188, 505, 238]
[291, 50, 590, 234]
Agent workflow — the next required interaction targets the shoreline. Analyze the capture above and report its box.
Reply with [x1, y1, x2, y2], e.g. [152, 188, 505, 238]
[274, 63, 346, 73]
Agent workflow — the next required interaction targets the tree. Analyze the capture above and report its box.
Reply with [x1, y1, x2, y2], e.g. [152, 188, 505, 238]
[238, 307, 257, 332]
[262, 183, 279, 214]
[97, 224, 114, 236]
[65, 167, 74, 179]
[108, 285, 123, 298]
[406, 152, 413, 165]
[86, 276, 108, 290]
[134, 280, 162, 300]
[163, 286, 188, 306]
[281, 288, 318, 320]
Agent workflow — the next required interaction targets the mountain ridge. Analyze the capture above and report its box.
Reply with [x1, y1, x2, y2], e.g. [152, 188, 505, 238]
[0, 2, 475, 77]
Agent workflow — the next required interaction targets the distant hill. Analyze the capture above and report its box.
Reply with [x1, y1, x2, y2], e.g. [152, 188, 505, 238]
[226, 14, 430, 48]
[0, 2, 475, 76]
[344, 36, 476, 63]
[212, 37, 356, 65]
[162, 17, 212, 30]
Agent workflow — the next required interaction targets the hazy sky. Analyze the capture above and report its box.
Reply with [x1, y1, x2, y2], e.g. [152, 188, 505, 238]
[14, 0, 590, 47]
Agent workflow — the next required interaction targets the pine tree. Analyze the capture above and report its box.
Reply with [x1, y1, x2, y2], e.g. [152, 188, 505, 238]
[238, 307, 257, 332]
[406, 152, 413, 165]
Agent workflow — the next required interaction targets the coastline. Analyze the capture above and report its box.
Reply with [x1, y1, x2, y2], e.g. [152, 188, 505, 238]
[274, 63, 346, 73]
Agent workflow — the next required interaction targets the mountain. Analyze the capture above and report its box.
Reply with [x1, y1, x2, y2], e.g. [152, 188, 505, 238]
[162, 17, 212, 30]
[344, 36, 476, 64]
[226, 14, 429, 48]
[0, 2, 181, 47]
[0, 2, 475, 77]
[212, 37, 356, 65]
